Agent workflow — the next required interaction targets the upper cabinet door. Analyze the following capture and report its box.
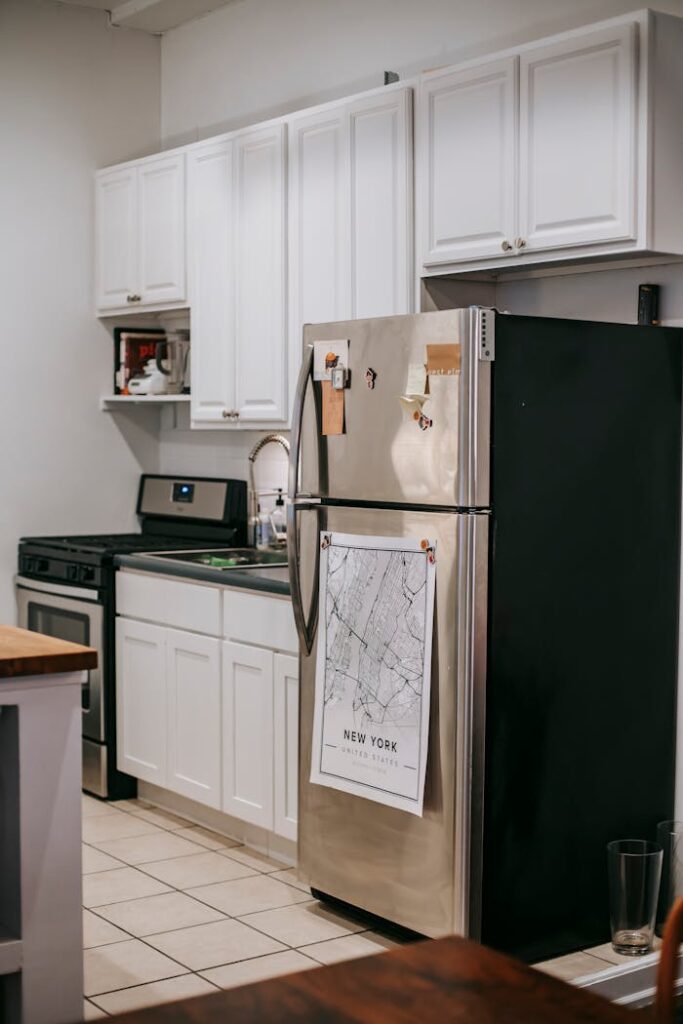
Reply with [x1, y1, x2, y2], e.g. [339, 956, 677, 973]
[95, 167, 138, 310]
[289, 108, 349, 341]
[188, 140, 236, 424]
[348, 88, 413, 318]
[138, 153, 186, 305]
[166, 628, 221, 810]
[234, 124, 286, 423]
[419, 58, 517, 266]
[518, 23, 637, 253]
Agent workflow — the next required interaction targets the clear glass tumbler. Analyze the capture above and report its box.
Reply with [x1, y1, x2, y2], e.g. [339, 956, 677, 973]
[656, 821, 683, 936]
[607, 839, 662, 955]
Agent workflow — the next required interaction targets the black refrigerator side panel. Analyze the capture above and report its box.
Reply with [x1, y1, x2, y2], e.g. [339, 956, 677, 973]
[482, 315, 682, 963]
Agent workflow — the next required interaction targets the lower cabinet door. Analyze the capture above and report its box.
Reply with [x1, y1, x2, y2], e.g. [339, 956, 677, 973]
[273, 653, 299, 841]
[116, 618, 167, 786]
[166, 628, 221, 809]
[222, 640, 274, 827]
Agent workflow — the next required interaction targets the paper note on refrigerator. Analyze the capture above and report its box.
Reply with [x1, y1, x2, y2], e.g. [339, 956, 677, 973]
[313, 340, 349, 381]
[310, 532, 436, 816]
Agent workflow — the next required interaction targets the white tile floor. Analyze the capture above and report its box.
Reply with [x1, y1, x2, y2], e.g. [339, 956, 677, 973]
[81, 794, 399, 1018]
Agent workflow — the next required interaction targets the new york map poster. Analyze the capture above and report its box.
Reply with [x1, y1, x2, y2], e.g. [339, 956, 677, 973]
[310, 532, 436, 816]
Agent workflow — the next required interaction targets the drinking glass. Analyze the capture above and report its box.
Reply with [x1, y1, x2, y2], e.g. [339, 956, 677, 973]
[656, 821, 683, 936]
[607, 839, 662, 955]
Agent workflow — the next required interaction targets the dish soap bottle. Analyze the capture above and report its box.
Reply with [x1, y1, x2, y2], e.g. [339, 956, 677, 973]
[269, 490, 287, 546]
[255, 503, 273, 549]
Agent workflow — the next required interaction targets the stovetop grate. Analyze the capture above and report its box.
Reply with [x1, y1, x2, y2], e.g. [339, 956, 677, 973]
[19, 533, 220, 555]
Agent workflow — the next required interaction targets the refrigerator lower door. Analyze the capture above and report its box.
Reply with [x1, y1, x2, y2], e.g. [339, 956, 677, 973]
[292, 502, 488, 938]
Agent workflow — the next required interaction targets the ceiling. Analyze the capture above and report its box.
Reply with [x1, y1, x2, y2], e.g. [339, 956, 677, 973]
[56, 0, 243, 34]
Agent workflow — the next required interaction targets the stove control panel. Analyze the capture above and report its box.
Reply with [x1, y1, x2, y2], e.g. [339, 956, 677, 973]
[137, 474, 247, 532]
[18, 553, 102, 588]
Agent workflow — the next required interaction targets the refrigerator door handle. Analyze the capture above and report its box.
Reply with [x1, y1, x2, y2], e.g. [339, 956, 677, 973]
[288, 343, 314, 502]
[287, 500, 322, 655]
[288, 342, 325, 654]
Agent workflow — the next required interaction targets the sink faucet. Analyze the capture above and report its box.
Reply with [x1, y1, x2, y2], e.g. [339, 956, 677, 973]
[248, 434, 290, 546]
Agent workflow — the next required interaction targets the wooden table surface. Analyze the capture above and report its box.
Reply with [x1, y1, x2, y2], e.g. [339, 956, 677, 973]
[0, 624, 97, 679]
[104, 934, 639, 1024]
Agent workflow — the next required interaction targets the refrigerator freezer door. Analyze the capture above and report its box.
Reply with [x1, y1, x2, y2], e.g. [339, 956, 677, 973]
[293, 502, 488, 937]
[292, 309, 491, 508]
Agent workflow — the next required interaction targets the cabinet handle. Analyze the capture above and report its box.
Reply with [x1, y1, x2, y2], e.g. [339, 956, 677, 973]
[501, 240, 513, 252]
[126, 293, 141, 303]
[222, 409, 240, 421]
[515, 238, 527, 249]
[222, 409, 231, 419]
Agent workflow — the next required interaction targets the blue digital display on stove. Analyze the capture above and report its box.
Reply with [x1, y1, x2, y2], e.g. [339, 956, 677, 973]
[173, 482, 194, 504]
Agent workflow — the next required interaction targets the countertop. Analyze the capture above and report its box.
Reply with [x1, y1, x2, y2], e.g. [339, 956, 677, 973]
[102, 934, 633, 1024]
[115, 554, 291, 596]
[0, 625, 97, 679]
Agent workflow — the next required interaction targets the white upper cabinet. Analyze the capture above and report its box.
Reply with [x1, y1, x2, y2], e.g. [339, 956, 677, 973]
[189, 124, 286, 428]
[348, 89, 413, 318]
[96, 152, 186, 313]
[138, 154, 187, 305]
[234, 124, 286, 423]
[288, 85, 413, 403]
[419, 58, 517, 265]
[95, 167, 137, 311]
[518, 23, 636, 253]
[187, 140, 236, 424]
[417, 10, 683, 273]
[288, 108, 349, 340]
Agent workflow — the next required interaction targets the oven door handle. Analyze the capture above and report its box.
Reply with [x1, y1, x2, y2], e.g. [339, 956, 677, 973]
[15, 575, 100, 602]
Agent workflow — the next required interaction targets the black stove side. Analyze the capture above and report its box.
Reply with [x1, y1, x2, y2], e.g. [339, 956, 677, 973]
[100, 564, 138, 801]
[481, 314, 682, 962]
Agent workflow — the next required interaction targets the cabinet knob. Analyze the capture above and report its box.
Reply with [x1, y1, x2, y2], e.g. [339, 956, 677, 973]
[515, 238, 527, 249]
[222, 409, 231, 419]
[501, 240, 513, 252]
[222, 409, 240, 421]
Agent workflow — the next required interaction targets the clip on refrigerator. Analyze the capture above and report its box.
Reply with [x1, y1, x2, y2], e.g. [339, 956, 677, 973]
[288, 307, 683, 962]
[287, 308, 682, 962]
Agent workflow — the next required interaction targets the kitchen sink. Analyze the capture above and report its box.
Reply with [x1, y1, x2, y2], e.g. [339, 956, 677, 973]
[139, 547, 288, 569]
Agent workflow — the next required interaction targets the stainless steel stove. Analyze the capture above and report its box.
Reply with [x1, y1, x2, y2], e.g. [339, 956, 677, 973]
[15, 474, 248, 798]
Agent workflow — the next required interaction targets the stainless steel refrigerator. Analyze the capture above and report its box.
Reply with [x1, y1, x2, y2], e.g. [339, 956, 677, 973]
[287, 308, 682, 962]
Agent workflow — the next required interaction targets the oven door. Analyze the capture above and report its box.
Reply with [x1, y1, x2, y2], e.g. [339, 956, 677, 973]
[15, 576, 105, 743]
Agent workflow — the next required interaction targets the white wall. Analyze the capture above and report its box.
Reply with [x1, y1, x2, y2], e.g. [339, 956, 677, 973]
[0, 0, 160, 620]
[160, 0, 683, 145]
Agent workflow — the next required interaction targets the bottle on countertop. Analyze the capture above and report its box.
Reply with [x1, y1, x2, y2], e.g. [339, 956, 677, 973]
[269, 490, 287, 546]
[255, 503, 274, 549]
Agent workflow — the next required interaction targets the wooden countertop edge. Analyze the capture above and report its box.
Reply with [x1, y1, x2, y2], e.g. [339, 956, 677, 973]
[0, 625, 97, 680]
[103, 934, 633, 1024]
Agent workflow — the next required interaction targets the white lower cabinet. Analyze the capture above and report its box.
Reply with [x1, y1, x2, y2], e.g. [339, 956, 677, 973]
[166, 628, 221, 809]
[222, 641, 274, 828]
[116, 618, 167, 786]
[273, 653, 299, 842]
[116, 579, 299, 837]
